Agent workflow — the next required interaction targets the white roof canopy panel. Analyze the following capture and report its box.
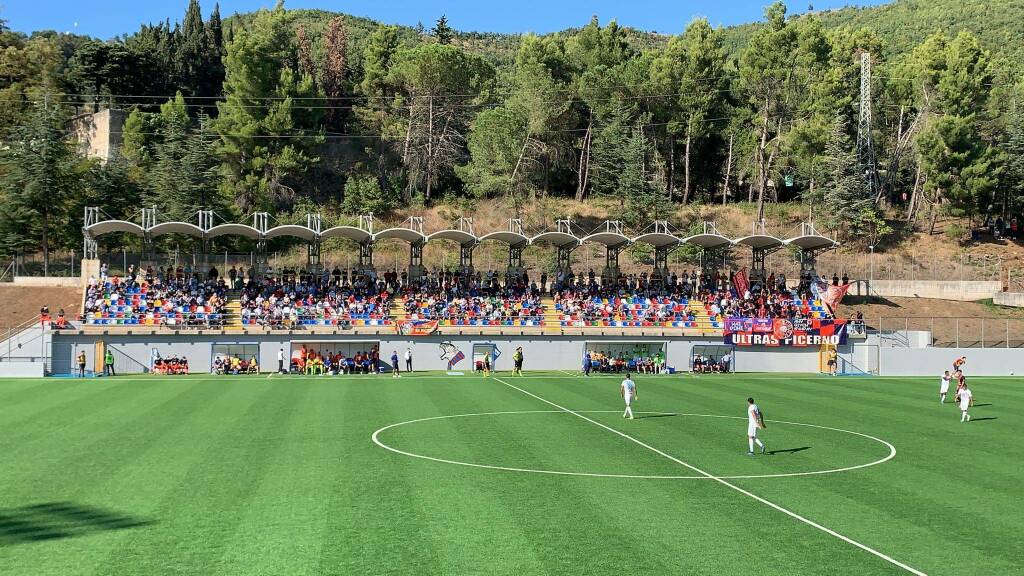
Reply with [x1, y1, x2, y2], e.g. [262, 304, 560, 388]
[321, 226, 372, 243]
[374, 227, 427, 244]
[581, 232, 631, 247]
[531, 231, 580, 247]
[266, 225, 317, 242]
[427, 229, 478, 244]
[733, 234, 784, 250]
[786, 234, 839, 251]
[632, 232, 681, 248]
[683, 233, 732, 249]
[207, 223, 260, 239]
[478, 231, 530, 246]
[85, 220, 145, 237]
[148, 222, 204, 238]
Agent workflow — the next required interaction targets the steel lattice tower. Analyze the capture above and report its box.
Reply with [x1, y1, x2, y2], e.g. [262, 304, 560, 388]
[857, 52, 880, 200]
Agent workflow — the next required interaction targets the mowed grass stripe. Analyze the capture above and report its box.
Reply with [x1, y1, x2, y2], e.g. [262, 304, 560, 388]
[93, 380, 309, 575]
[0, 378, 157, 438]
[388, 377, 800, 574]
[515, 375, 891, 478]
[0, 379, 224, 499]
[214, 380, 344, 576]
[489, 377, 922, 575]
[0, 374, 1019, 575]
[377, 381, 553, 575]
[313, 379, 465, 576]
[526, 374, 1021, 576]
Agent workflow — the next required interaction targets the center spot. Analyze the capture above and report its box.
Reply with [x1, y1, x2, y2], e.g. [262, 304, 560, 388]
[372, 411, 896, 480]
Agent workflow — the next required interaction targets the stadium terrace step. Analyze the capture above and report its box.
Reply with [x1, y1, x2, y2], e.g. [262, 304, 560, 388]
[389, 297, 407, 322]
[540, 296, 560, 332]
[688, 300, 721, 335]
[222, 299, 244, 333]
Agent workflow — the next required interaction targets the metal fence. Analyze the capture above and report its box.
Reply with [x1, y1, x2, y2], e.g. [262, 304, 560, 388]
[867, 317, 1024, 349]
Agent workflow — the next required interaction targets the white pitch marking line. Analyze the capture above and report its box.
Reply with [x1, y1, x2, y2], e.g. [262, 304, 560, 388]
[371, 410, 895, 480]
[492, 377, 927, 576]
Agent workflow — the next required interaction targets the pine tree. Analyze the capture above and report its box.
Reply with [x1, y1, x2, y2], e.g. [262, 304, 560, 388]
[589, 106, 634, 198]
[1006, 100, 1024, 216]
[177, 0, 206, 94]
[0, 101, 82, 274]
[821, 115, 873, 236]
[202, 3, 226, 100]
[432, 15, 454, 45]
[621, 127, 669, 227]
[322, 16, 348, 131]
[215, 4, 325, 211]
[296, 25, 316, 81]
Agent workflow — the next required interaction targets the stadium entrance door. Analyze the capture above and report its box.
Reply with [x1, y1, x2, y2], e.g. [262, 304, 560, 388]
[472, 343, 498, 372]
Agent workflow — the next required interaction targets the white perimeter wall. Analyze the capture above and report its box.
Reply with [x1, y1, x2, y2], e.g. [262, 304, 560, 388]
[0, 361, 46, 377]
[48, 333, 1024, 377]
[851, 279, 1000, 301]
[876, 347, 1024, 376]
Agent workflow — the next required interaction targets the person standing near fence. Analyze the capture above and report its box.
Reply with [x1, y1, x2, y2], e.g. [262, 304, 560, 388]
[104, 349, 115, 377]
[77, 350, 87, 377]
[405, 348, 413, 373]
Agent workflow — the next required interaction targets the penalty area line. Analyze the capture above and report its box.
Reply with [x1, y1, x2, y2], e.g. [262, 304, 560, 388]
[491, 377, 926, 576]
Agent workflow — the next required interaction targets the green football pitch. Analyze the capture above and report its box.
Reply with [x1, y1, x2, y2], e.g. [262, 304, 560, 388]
[0, 371, 1020, 575]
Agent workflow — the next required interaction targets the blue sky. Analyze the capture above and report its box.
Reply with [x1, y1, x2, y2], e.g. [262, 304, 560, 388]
[2, 1, 891, 39]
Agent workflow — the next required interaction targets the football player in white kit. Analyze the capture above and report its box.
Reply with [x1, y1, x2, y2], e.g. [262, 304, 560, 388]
[940, 370, 952, 404]
[621, 374, 637, 420]
[959, 382, 973, 422]
[747, 397, 767, 455]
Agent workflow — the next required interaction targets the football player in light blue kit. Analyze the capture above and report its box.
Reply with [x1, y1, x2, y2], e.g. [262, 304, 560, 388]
[621, 374, 637, 420]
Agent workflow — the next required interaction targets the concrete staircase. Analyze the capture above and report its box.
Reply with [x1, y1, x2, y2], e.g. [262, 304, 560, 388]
[687, 300, 716, 333]
[222, 296, 244, 332]
[389, 297, 406, 323]
[541, 296, 561, 331]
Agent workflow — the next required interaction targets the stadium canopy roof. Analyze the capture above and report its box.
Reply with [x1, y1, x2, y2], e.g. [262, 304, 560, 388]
[632, 232, 681, 248]
[148, 222, 204, 238]
[320, 226, 372, 243]
[427, 229, 478, 244]
[478, 231, 530, 246]
[85, 220, 145, 237]
[207, 223, 260, 239]
[265, 224, 317, 242]
[580, 231, 632, 247]
[530, 231, 580, 247]
[374, 227, 428, 244]
[785, 233, 838, 251]
[733, 234, 784, 250]
[682, 232, 732, 249]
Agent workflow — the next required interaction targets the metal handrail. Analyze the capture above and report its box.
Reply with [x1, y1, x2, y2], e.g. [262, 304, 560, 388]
[0, 259, 14, 282]
[1, 321, 50, 362]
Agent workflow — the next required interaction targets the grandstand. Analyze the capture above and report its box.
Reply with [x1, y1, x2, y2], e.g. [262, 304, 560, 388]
[2, 207, 1018, 379]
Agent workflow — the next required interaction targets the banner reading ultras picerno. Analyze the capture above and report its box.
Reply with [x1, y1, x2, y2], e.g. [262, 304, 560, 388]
[724, 318, 848, 347]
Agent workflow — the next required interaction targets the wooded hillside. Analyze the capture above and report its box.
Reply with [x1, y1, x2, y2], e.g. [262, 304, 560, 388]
[1, 0, 1022, 271]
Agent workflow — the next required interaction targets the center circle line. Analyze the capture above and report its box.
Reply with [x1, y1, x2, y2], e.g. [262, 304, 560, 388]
[371, 410, 897, 480]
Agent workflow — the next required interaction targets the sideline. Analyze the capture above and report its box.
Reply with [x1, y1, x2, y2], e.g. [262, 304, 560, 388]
[492, 377, 927, 576]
